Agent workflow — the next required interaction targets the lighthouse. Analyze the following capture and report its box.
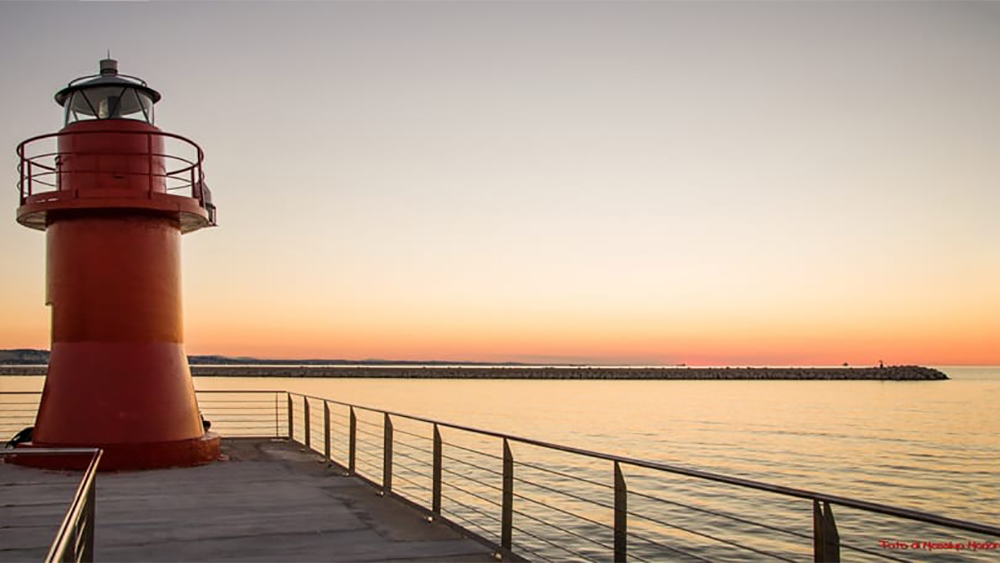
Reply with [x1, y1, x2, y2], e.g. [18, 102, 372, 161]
[14, 59, 220, 469]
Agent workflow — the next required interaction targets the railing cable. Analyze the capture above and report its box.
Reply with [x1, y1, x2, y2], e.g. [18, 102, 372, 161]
[627, 509, 799, 562]
[511, 489, 614, 533]
[441, 492, 503, 525]
[440, 451, 504, 477]
[515, 458, 614, 490]
[513, 474, 614, 511]
[510, 523, 601, 563]
[441, 466, 503, 493]
[511, 505, 614, 552]
[629, 488, 810, 540]
[628, 529, 715, 563]
[392, 437, 429, 455]
[393, 448, 432, 468]
[443, 480, 503, 509]
[391, 471, 429, 493]
[394, 427, 433, 442]
[441, 440, 503, 461]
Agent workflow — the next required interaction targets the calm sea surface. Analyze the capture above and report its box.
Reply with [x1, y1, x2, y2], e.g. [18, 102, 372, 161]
[3, 366, 998, 561]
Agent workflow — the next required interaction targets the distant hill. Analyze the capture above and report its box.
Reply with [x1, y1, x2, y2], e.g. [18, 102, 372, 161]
[0, 349, 49, 364]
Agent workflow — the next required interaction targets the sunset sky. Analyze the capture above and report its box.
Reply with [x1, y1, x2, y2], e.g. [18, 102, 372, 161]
[0, 1, 997, 365]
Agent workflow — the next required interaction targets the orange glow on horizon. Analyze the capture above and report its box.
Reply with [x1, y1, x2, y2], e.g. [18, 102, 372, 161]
[3, 271, 996, 366]
[4, 308, 996, 366]
[175, 308, 999, 366]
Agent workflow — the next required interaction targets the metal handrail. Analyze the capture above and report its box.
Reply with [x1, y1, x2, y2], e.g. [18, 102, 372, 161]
[45, 449, 103, 563]
[15, 129, 208, 211]
[17, 148, 199, 178]
[277, 390, 1000, 562]
[0, 447, 102, 563]
[195, 390, 286, 437]
[286, 390, 1000, 538]
[17, 128, 204, 164]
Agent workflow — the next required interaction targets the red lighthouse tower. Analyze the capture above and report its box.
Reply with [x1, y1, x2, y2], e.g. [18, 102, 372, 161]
[15, 59, 220, 470]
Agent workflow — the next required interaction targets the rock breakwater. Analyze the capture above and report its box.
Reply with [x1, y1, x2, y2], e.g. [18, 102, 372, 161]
[1, 365, 949, 380]
[189, 365, 946, 380]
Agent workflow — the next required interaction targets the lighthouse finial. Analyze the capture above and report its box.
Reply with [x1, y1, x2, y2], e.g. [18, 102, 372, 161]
[99, 55, 118, 76]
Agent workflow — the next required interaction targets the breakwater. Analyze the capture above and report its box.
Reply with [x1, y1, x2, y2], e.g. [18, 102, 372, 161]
[197, 365, 947, 380]
[0, 365, 948, 380]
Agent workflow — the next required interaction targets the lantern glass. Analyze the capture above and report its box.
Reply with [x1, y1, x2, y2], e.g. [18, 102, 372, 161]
[65, 87, 155, 125]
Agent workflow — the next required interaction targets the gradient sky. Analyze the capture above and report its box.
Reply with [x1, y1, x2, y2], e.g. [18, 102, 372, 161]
[1, 1, 998, 365]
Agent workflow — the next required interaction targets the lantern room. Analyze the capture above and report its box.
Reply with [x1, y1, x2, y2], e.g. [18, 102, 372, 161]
[56, 58, 160, 125]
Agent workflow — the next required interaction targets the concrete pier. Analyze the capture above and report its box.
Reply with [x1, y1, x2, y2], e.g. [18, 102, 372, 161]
[0, 439, 494, 562]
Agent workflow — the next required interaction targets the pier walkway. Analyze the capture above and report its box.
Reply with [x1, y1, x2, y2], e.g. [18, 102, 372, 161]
[0, 439, 494, 562]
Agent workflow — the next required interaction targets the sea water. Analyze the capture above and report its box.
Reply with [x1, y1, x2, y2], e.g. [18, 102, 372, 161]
[3, 367, 997, 561]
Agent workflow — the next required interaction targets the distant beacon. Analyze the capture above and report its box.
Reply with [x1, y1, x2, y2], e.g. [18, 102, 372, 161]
[13, 58, 219, 469]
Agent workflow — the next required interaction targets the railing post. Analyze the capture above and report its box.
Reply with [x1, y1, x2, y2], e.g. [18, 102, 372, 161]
[502, 438, 513, 551]
[383, 413, 394, 495]
[274, 392, 279, 437]
[55, 152, 63, 192]
[813, 500, 841, 562]
[323, 401, 331, 463]
[348, 407, 357, 475]
[26, 160, 32, 198]
[147, 133, 154, 195]
[432, 424, 442, 515]
[304, 397, 311, 450]
[82, 481, 95, 562]
[17, 160, 24, 204]
[287, 394, 294, 440]
[614, 461, 627, 563]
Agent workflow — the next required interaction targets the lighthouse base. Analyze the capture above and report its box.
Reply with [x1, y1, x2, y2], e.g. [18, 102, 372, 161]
[8, 433, 221, 471]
